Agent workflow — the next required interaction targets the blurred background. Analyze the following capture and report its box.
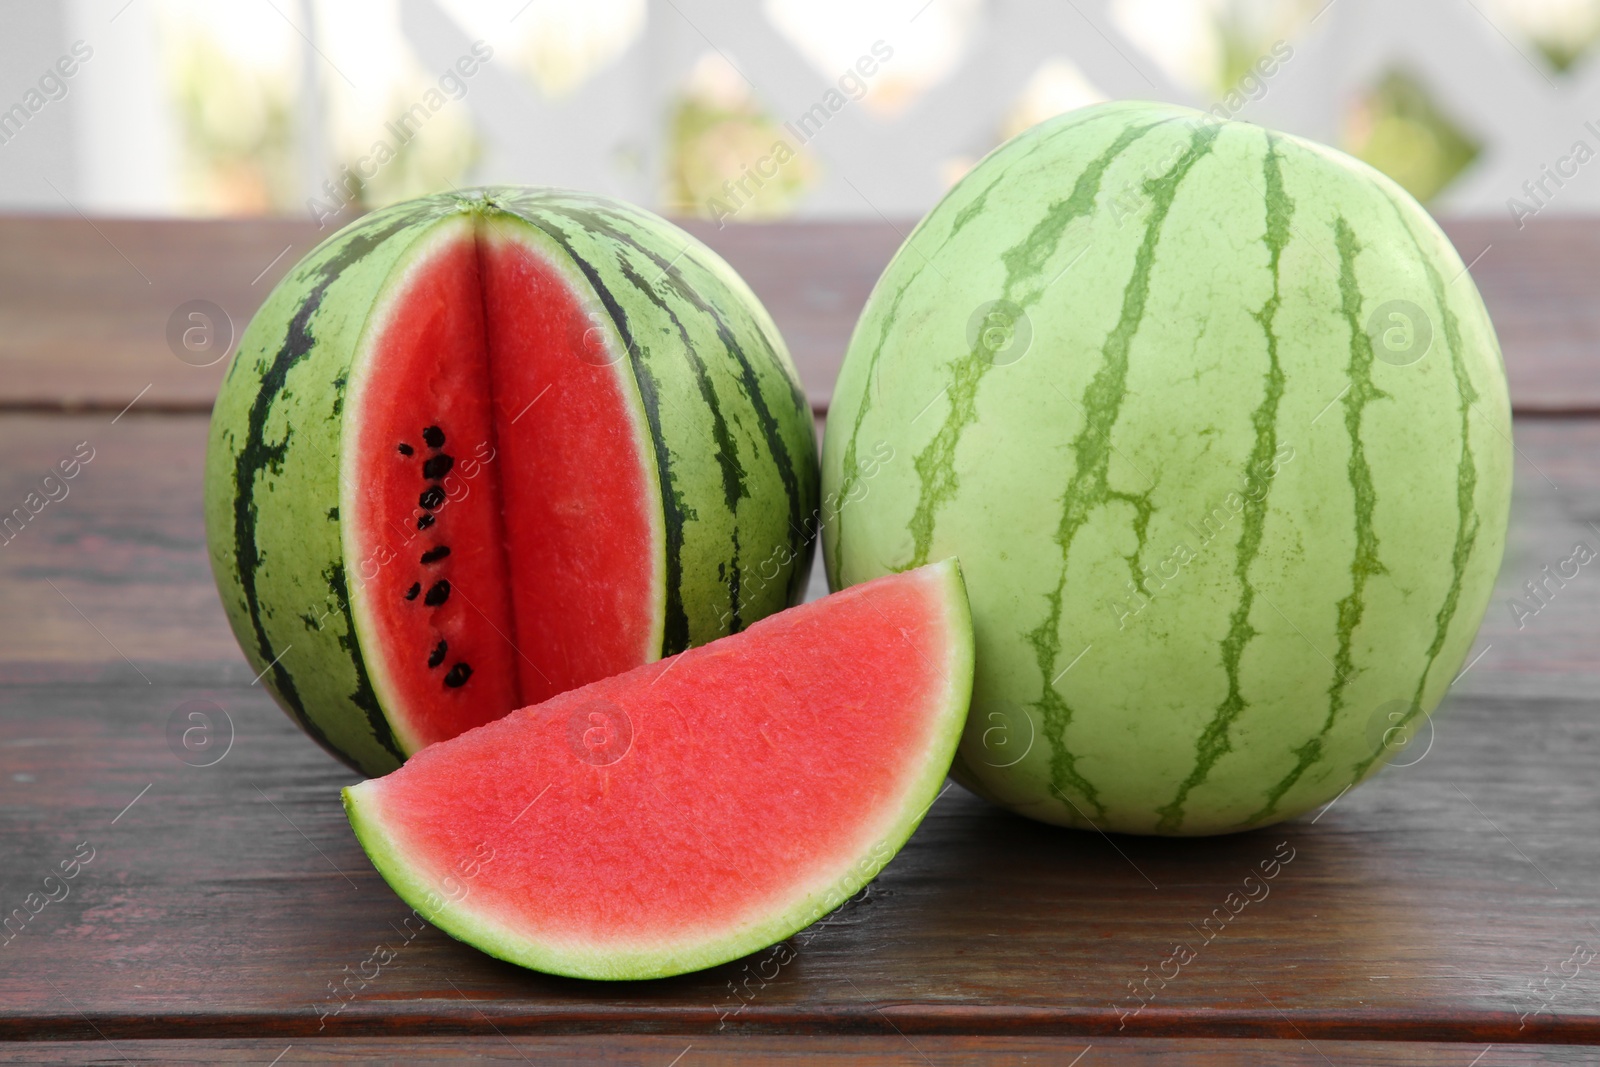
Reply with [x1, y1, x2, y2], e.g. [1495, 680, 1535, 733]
[2, 0, 1598, 224]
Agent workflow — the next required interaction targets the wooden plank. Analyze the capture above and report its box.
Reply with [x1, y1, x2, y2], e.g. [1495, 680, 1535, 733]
[0, 414, 238, 671]
[0, 1036, 1589, 1065]
[1441, 219, 1600, 414]
[0, 218, 309, 413]
[0, 216, 1589, 415]
[2, 414, 1599, 1043]
[3, 672, 1598, 1043]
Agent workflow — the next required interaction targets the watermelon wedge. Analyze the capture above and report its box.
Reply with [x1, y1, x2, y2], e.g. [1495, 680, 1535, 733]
[342, 560, 973, 980]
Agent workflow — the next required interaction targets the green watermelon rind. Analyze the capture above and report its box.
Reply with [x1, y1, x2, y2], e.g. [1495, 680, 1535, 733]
[206, 197, 452, 776]
[340, 557, 975, 981]
[204, 188, 820, 777]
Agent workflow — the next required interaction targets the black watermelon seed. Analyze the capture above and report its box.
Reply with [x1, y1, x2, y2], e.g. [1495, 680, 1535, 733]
[444, 662, 472, 688]
[420, 545, 451, 564]
[423, 579, 450, 606]
[403, 582, 421, 601]
[419, 486, 446, 510]
[417, 513, 435, 531]
[428, 639, 447, 668]
[422, 426, 445, 448]
[422, 453, 454, 480]
[397, 442, 414, 456]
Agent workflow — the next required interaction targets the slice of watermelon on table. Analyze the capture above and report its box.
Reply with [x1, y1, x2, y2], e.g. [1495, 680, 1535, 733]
[342, 560, 973, 980]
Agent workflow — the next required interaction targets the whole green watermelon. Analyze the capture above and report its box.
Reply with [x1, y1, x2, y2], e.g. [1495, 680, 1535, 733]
[821, 101, 1511, 834]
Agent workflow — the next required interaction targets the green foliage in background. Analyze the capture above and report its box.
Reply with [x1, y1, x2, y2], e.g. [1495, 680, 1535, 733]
[163, 24, 300, 214]
[1346, 69, 1481, 206]
[158, 0, 1600, 217]
[1205, 0, 1480, 204]
[664, 88, 816, 220]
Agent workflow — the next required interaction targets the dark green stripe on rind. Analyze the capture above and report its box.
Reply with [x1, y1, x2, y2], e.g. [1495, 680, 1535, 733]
[1250, 216, 1390, 820]
[226, 204, 433, 768]
[824, 113, 1103, 590]
[1156, 133, 1292, 832]
[947, 168, 1011, 240]
[1346, 206, 1483, 784]
[613, 251, 750, 631]
[1033, 120, 1220, 822]
[904, 118, 1173, 572]
[547, 198, 813, 615]
[850, 119, 1165, 816]
[827, 275, 916, 584]
[326, 560, 392, 759]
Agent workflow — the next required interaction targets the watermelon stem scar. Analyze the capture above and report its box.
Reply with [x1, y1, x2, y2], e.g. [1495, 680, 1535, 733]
[205, 189, 819, 776]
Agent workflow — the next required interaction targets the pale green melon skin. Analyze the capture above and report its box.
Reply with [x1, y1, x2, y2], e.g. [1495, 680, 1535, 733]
[821, 101, 1512, 835]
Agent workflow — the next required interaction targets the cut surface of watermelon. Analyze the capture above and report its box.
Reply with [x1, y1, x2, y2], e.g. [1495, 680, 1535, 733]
[343, 559, 973, 980]
[343, 215, 662, 754]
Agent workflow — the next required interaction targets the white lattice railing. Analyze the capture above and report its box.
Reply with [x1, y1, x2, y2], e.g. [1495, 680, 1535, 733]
[392, 0, 1600, 220]
[18, 0, 1600, 219]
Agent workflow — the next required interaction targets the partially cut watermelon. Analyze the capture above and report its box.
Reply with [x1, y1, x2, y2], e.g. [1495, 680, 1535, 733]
[342, 560, 973, 980]
[205, 190, 819, 778]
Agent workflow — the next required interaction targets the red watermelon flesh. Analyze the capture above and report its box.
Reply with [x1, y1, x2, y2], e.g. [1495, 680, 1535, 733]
[342, 559, 973, 980]
[344, 219, 661, 753]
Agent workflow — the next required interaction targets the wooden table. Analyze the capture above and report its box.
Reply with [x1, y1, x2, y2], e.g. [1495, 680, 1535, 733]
[2, 214, 1598, 1065]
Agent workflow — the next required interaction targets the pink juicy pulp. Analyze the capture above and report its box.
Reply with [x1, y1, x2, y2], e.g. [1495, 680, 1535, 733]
[347, 227, 659, 749]
[363, 568, 955, 947]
